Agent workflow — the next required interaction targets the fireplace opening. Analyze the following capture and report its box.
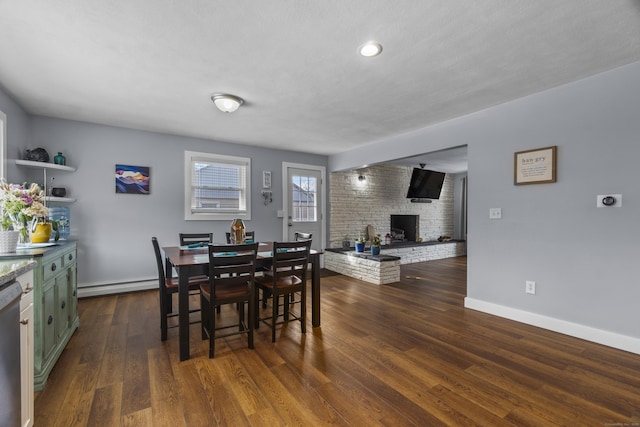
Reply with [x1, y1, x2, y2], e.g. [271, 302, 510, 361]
[390, 215, 419, 242]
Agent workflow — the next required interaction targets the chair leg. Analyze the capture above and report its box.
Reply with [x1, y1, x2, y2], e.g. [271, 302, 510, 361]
[284, 292, 290, 321]
[209, 303, 216, 358]
[239, 302, 245, 331]
[248, 296, 255, 349]
[201, 294, 209, 340]
[254, 289, 261, 329]
[271, 294, 278, 342]
[300, 289, 306, 334]
[160, 292, 168, 341]
[166, 293, 173, 314]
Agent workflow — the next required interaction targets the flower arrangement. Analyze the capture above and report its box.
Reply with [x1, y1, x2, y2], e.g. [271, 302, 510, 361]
[371, 234, 382, 247]
[0, 179, 49, 242]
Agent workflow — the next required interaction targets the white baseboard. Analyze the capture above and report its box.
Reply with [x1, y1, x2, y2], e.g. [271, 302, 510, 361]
[464, 297, 640, 356]
[78, 280, 157, 298]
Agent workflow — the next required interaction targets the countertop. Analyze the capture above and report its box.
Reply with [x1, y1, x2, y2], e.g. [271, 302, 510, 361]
[0, 240, 75, 260]
[0, 259, 37, 287]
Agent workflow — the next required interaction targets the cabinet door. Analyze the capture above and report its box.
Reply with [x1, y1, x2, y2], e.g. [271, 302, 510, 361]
[20, 298, 34, 427]
[42, 282, 56, 360]
[55, 274, 69, 340]
[68, 264, 77, 321]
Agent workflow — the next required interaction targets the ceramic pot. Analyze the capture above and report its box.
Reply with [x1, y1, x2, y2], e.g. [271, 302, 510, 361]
[31, 223, 52, 243]
[0, 230, 20, 253]
[355, 242, 365, 252]
[51, 187, 66, 197]
[371, 245, 380, 255]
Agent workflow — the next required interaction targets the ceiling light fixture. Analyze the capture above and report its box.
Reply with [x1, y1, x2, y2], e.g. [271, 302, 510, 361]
[359, 41, 383, 57]
[211, 93, 244, 113]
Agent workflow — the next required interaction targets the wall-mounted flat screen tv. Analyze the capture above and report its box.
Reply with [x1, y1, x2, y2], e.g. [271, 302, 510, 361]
[406, 168, 446, 199]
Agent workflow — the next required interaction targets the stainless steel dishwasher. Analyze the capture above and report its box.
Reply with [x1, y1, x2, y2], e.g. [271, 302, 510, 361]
[0, 280, 22, 426]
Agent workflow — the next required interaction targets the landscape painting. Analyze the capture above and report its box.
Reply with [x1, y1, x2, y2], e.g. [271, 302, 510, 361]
[115, 164, 150, 194]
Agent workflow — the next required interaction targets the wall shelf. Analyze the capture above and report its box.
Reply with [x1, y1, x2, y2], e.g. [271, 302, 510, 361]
[15, 159, 76, 172]
[45, 196, 76, 203]
[15, 159, 77, 203]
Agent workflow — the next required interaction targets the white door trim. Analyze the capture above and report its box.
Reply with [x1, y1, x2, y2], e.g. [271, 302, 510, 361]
[282, 162, 326, 254]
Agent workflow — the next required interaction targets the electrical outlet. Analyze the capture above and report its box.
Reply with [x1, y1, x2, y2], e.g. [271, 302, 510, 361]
[525, 280, 536, 295]
[489, 208, 502, 219]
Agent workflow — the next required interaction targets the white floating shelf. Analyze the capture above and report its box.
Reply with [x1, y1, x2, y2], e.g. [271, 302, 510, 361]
[15, 159, 76, 172]
[45, 196, 76, 203]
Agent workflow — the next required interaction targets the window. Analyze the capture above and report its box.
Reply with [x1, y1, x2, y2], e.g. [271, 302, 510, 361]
[291, 174, 317, 222]
[184, 151, 251, 221]
[0, 110, 6, 180]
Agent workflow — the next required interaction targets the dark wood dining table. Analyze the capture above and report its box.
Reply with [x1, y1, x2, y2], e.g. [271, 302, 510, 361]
[163, 242, 322, 361]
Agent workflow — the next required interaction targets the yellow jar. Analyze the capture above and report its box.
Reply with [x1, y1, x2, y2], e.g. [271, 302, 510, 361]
[30, 222, 53, 243]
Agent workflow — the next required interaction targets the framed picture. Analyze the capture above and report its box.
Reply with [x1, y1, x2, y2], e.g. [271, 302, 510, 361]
[514, 146, 557, 185]
[263, 170, 272, 189]
[115, 164, 150, 194]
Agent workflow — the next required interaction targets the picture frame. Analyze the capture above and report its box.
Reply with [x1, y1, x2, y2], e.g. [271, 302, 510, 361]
[262, 170, 272, 189]
[115, 164, 150, 194]
[514, 146, 557, 185]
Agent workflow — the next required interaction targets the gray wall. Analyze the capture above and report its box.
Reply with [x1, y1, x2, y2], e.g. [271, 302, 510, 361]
[3, 111, 327, 288]
[0, 87, 30, 181]
[330, 61, 640, 344]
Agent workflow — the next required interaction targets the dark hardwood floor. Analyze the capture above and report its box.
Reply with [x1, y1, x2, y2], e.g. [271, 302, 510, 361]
[35, 256, 640, 426]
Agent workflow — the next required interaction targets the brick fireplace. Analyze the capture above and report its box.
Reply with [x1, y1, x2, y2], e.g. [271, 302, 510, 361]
[390, 215, 419, 242]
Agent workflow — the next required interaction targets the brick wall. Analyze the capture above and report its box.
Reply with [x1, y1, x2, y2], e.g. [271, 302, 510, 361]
[329, 164, 454, 248]
[324, 252, 401, 285]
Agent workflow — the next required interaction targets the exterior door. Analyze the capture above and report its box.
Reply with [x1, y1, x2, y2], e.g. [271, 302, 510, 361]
[283, 163, 325, 254]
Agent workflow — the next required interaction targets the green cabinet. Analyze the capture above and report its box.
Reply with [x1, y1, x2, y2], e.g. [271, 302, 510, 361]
[31, 242, 79, 391]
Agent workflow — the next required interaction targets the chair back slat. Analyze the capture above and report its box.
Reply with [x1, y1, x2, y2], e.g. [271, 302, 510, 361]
[180, 233, 213, 246]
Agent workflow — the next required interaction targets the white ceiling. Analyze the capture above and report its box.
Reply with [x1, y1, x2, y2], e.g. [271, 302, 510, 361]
[1, 1, 640, 162]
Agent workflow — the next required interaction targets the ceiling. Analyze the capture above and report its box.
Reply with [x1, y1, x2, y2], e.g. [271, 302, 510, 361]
[1, 1, 640, 161]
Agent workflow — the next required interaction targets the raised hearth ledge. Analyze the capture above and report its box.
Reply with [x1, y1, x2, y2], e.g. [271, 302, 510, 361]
[324, 240, 466, 285]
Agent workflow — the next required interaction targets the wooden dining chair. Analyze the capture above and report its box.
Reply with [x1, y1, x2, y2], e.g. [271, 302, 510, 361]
[225, 230, 255, 243]
[200, 243, 258, 358]
[179, 232, 213, 277]
[179, 233, 213, 246]
[152, 237, 208, 341]
[254, 240, 311, 342]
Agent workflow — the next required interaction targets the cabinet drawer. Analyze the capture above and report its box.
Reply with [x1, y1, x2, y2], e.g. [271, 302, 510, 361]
[62, 249, 76, 268]
[43, 256, 64, 282]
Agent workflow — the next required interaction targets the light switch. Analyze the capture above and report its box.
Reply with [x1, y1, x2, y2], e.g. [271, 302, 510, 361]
[489, 208, 502, 219]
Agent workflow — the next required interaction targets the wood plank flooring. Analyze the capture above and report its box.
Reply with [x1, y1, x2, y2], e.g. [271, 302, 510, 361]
[35, 257, 640, 426]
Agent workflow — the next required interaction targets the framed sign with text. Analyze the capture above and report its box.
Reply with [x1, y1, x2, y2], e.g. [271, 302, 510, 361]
[514, 146, 557, 185]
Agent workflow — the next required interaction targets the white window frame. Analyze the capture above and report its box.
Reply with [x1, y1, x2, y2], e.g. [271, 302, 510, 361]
[184, 150, 251, 221]
[0, 110, 6, 180]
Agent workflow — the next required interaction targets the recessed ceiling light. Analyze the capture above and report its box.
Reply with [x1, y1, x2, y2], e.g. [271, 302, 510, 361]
[359, 41, 382, 57]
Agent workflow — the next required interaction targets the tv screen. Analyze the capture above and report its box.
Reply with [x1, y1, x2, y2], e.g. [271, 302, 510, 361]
[406, 168, 446, 199]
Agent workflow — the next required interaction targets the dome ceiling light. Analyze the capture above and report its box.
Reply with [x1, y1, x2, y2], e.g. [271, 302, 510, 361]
[211, 93, 244, 113]
[359, 41, 383, 57]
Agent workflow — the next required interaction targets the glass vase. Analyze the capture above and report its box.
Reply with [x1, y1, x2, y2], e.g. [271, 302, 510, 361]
[230, 219, 246, 244]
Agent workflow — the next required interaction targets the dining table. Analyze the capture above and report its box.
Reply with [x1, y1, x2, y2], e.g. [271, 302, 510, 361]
[163, 242, 322, 361]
